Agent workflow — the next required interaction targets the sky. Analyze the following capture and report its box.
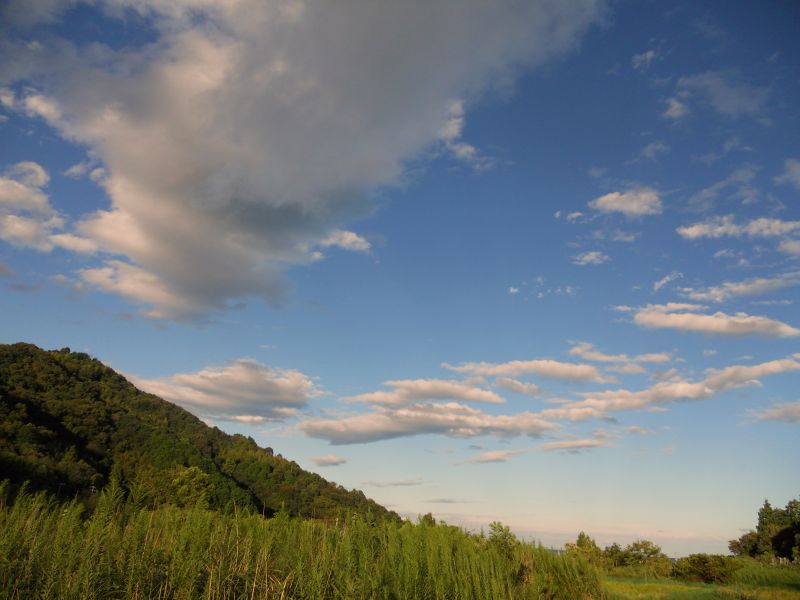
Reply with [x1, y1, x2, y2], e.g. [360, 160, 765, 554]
[1, 0, 799, 556]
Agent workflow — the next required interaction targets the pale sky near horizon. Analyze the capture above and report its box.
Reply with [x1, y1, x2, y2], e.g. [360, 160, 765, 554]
[1, 0, 799, 556]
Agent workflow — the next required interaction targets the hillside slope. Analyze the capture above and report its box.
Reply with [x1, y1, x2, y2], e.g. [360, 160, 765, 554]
[0, 342, 397, 521]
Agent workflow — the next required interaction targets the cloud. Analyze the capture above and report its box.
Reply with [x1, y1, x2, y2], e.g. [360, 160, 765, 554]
[0, 0, 604, 319]
[626, 425, 655, 435]
[346, 379, 505, 406]
[749, 401, 800, 424]
[631, 50, 658, 72]
[632, 303, 800, 337]
[567, 356, 800, 414]
[678, 71, 768, 118]
[131, 358, 323, 421]
[680, 272, 800, 303]
[677, 215, 800, 239]
[588, 188, 662, 217]
[779, 240, 800, 255]
[568, 341, 671, 367]
[663, 97, 689, 120]
[311, 455, 348, 467]
[361, 477, 424, 488]
[689, 165, 758, 210]
[636, 141, 669, 162]
[653, 271, 683, 292]
[775, 159, 800, 190]
[442, 358, 612, 383]
[573, 250, 609, 266]
[299, 401, 557, 445]
[508, 286, 519, 295]
[320, 229, 371, 252]
[492, 377, 543, 397]
[468, 448, 527, 463]
[0, 161, 98, 253]
[539, 435, 611, 452]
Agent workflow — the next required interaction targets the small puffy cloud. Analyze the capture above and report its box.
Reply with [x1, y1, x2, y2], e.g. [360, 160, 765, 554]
[492, 377, 543, 397]
[346, 379, 505, 406]
[508, 286, 519, 295]
[678, 71, 768, 118]
[320, 229, 371, 252]
[131, 358, 323, 421]
[749, 401, 800, 424]
[566, 211, 584, 222]
[299, 401, 557, 445]
[633, 303, 800, 337]
[677, 215, 800, 239]
[573, 250, 609, 266]
[775, 159, 800, 190]
[468, 448, 527, 463]
[312, 455, 348, 467]
[680, 272, 800, 303]
[631, 50, 657, 72]
[653, 271, 683, 292]
[664, 97, 689, 120]
[442, 358, 612, 383]
[589, 188, 662, 217]
[64, 162, 91, 178]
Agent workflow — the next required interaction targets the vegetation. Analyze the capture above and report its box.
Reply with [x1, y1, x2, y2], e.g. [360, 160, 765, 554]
[0, 342, 394, 521]
[730, 498, 800, 562]
[0, 482, 605, 600]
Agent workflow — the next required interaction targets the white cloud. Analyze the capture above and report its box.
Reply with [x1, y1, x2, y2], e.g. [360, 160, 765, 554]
[492, 377, 543, 397]
[678, 71, 769, 118]
[663, 97, 689, 120]
[468, 448, 527, 463]
[319, 229, 371, 252]
[311, 455, 348, 467]
[653, 271, 683, 292]
[631, 50, 657, 72]
[677, 215, 800, 239]
[689, 165, 758, 210]
[508, 286, 519, 295]
[567, 356, 800, 414]
[779, 239, 800, 255]
[346, 379, 505, 406]
[775, 159, 800, 190]
[749, 401, 800, 424]
[626, 425, 654, 435]
[569, 341, 670, 366]
[637, 141, 669, 161]
[0, 0, 604, 319]
[632, 303, 800, 337]
[680, 272, 800, 303]
[589, 188, 662, 217]
[300, 401, 557, 445]
[566, 211, 584, 222]
[442, 358, 612, 383]
[573, 250, 609, 266]
[131, 357, 323, 421]
[539, 436, 611, 452]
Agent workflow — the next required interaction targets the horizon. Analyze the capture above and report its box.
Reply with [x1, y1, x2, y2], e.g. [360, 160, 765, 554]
[1, 0, 798, 557]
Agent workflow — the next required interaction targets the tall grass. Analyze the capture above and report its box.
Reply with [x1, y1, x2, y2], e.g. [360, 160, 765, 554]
[0, 483, 604, 599]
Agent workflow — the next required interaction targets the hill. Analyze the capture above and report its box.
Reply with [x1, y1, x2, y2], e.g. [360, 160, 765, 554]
[0, 342, 397, 521]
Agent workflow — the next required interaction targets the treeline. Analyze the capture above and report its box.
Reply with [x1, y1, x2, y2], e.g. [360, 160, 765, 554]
[729, 497, 800, 562]
[0, 343, 394, 521]
[0, 482, 604, 600]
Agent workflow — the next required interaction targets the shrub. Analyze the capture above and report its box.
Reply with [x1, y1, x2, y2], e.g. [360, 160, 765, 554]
[672, 553, 743, 584]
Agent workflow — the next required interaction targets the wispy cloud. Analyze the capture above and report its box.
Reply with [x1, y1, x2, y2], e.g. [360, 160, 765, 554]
[443, 358, 613, 383]
[680, 272, 800, 303]
[573, 250, 610, 266]
[346, 379, 505, 406]
[589, 188, 662, 218]
[775, 158, 800, 190]
[312, 455, 348, 467]
[677, 216, 800, 239]
[749, 401, 800, 424]
[468, 448, 527, 463]
[678, 71, 769, 118]
[632, 303, 800, 337]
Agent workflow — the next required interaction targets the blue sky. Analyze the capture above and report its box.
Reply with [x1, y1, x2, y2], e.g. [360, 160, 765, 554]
[1, 0, 799, 555]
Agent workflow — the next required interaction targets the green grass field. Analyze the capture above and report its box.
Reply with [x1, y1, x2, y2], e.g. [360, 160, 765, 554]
[606, 576, 800, 600]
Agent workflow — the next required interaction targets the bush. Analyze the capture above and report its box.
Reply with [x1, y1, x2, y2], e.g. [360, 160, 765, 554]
[672, 553, 743, 584]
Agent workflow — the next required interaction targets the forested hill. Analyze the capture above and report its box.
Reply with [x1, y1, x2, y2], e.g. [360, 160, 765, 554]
[0, 342, 397, 521]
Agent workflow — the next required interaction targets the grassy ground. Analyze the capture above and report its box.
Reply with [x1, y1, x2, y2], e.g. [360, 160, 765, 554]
[606, 577, 800, 600]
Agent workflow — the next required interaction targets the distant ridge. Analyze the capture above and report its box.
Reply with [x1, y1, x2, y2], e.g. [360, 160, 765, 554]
[0, 342, 397, 521]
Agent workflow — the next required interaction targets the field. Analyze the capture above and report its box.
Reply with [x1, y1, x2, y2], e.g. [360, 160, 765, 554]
[606, 576, 800, 599]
